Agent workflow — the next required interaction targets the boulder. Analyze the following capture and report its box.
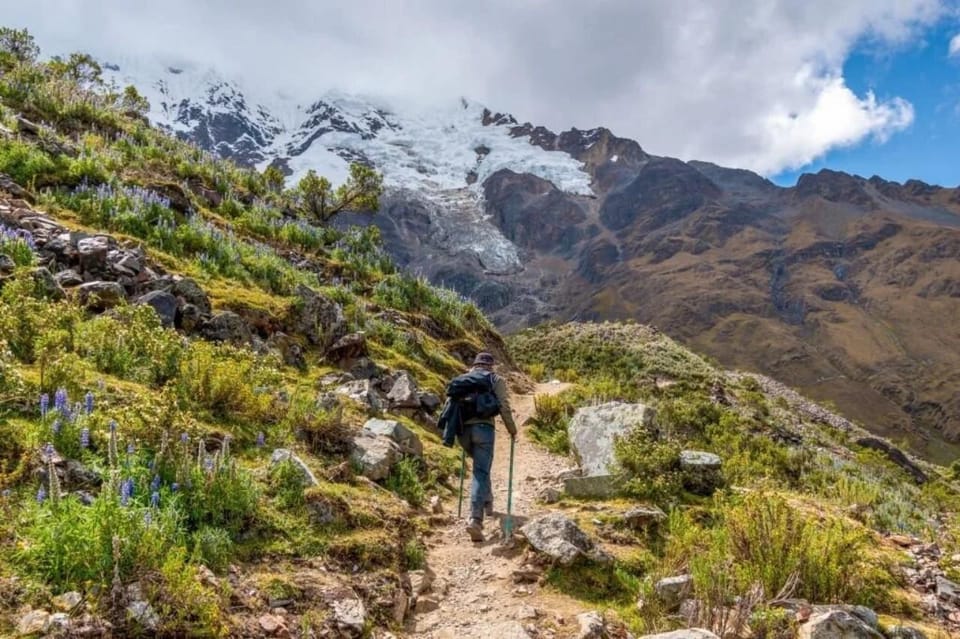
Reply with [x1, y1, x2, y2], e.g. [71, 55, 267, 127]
[351, 432, 401, 481]
[77, 280, 125, 310]
[335, 379, 387, 412]
[171, 278, 211, 315]
[566, 402, 655, 496]
[576, 611, 605, 639]
[519, 512, 612, 565]
[16, 609, 50, 636]
[108, 250, 143, 277]
[887, 627, 927, 639]
[326, 590, 366, 637]
[419, 392, 442, 413]
[258, 613, 285, 635]
[270, 449, 320, 487]
[201, 311, 253, 345]
[679, 450, 723, 495]
[47, 613, 70, 633]
[76, 236, 110, 273]
[136, 290, 178, 327]
[53, 268, 83, 287]
[638, 630, 719, 639]
[655, 574, 692, 610]
[289, 284, 344, 348]
[328, 332, 368, 362]
[387, 371, 421, 409]
[52, 591, 82, 612]
[407, 566, 436, 597]
[362, 418, 423, 457]
[798, 610, 882, 639]
[347, 356, 384, 380]
[936, 576, 959, 602]
[623, 506, 667, 529]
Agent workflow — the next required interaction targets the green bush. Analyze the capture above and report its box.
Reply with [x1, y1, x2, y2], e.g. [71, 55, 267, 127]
[191, 526, 234, 573]
[385, 457, 425, 507]
[616, 429, 683, 503]
[527, 392, 575, 454]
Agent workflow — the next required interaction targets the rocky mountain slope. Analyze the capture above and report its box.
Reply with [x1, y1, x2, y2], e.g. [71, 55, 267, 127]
[109, 62, 960, 460]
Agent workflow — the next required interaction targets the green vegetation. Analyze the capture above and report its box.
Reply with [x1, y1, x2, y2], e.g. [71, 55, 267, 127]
[0, 27, 491, 636]
[511, 321, 956, 634]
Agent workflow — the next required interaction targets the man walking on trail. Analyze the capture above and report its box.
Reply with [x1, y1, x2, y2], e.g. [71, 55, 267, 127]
[461, 352, 517, 542]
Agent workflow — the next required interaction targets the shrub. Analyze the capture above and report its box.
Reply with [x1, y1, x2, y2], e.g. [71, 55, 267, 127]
[527, 392, 575, 454]
[616, 430, 683, 503]
[385, 457, 425, 507]
[191, 526, 234, 573]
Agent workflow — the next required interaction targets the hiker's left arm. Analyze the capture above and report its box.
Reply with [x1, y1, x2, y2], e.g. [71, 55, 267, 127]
[494, 376, 518, 437]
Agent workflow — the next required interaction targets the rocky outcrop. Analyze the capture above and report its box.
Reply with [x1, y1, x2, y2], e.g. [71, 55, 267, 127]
[679, 450, 723, 495]
[361, 418, 423, 457]
[798, 609, 883, 639]
[350, 432, 401, 481]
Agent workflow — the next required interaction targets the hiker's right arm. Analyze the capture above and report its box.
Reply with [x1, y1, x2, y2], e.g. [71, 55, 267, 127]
[493, 376, 518, 438]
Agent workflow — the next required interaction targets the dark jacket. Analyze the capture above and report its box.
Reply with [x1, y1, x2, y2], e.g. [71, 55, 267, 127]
[438, 368, 517, 448]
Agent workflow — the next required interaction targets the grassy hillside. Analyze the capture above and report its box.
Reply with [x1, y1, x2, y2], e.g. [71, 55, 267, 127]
[0, 29, 499, 636]
[511, 322, 960, 635]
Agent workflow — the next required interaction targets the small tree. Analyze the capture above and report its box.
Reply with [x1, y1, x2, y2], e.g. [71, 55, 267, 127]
[296, 163, 382, 223]
[120, 85, 150, 117]
[0, 27, 39, 69]
[263, 165, 285, 193]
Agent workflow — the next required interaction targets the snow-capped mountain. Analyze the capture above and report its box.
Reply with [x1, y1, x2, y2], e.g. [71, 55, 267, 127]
[103, 60, 593, 197]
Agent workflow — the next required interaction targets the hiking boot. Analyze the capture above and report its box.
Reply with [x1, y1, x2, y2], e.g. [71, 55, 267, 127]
[484, 502, 494, 517]
[466, 518, 484, 542]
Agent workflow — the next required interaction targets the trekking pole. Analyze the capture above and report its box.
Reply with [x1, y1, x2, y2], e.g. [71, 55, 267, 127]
[504, 437, 516, 537]
[457, 447, 466, 519]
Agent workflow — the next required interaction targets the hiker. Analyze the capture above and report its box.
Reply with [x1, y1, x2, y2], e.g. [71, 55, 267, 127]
[451, 352, 518, 542]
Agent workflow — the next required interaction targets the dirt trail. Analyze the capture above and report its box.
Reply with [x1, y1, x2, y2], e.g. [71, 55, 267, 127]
[406, 382, 590, 639]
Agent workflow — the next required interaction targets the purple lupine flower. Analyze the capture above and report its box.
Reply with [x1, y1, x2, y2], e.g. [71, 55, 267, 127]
[44, 442, 54, 457]
[109, 420, 117, 433]
[120, 478, 134, 506]
[80, 428, 90, 449]
[203, 457, 214, 472]
[85, 392, 94, 415]
[51, 419, 61, 435]
[143, 511, 152, 525]
[126, 442, 135, 455]
[54, 388, 68, 415]
[40, 393, 49, 419]
[256, 431, 265, 447]
[36, 486, 46, 503]
[180, 432, 189, 444]
[171, 482, 179, 492]
[150, 475, 161, 491]
[71, 403, 81, 423]
[150, 491, 160, 508]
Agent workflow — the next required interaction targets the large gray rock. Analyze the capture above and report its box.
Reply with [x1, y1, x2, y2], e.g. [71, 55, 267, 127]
[171, 277, 211, 315]
[289, 284, 344, 348]
[566, 402, 656, 497]
[679, 450, 723, 495]
[335, 379, 386, 411]
[136, 290, 178, 327]
[29, 267, 66, 300]
[53, 268, 83, 287]
[16, 609, 51, 636]
[362, 418, 423, 457]
[887, 627, 927, 639]
[638, 630, 719, 639]
[76, 236, 110, 273]
[798, 610, 883, 639]
[351, 432, 401, 481]
[77, 280, 125, 310]
[623, 506, 667, 529]
[387, 371, 421, 409]
[325, 589, 366, 637]
[519, 512, 612, 565]
[201, 311, 252, 345]
[270, 449, 320, 487]
[576, 611, 605, 639]
[655, 574, 692, 610]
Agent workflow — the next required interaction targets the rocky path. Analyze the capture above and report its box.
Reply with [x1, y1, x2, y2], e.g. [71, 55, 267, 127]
[405, 382, 590, 639]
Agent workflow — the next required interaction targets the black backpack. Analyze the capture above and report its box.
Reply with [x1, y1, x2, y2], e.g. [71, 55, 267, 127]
[446, 370, 501, 421]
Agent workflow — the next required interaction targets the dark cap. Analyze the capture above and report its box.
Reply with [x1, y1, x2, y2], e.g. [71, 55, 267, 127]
[473, 352, 495, 366]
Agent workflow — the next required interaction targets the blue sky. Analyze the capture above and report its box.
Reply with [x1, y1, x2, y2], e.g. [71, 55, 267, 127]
[774, 21, 960, 187]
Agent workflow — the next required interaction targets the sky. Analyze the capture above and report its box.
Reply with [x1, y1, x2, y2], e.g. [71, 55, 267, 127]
[3, 0, 960, 187]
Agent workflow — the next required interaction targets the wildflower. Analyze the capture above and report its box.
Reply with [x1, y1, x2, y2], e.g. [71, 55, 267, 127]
[51, 419, 61, 435]
[109, 420, 117, 433]
[126, 442, 135, 455]
[150, 475, 161, 491]
[180, 432, 189, 444]
[171, 482, 179, 492]
[143, 511, 152, 525]
[54, 388, 68, 415]
[85, 391, 94, 415]
[44, 442, 54, 457]
[203, 456, 214, 473]
[36, 486, 46, 503]
[150, 491, 160, 508]
[80, 428, 90, 449]
[40, 393, 49, 419]
[256, 431, 265, 447]
[120, 478, 134, 506]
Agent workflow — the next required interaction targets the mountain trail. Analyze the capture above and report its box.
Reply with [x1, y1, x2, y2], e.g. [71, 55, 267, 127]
[406, 381, 590, 639]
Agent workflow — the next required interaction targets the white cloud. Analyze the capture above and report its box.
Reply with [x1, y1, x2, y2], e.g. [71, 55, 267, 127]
[1, 0, 945, 175]
[950, 33, 960, 56]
